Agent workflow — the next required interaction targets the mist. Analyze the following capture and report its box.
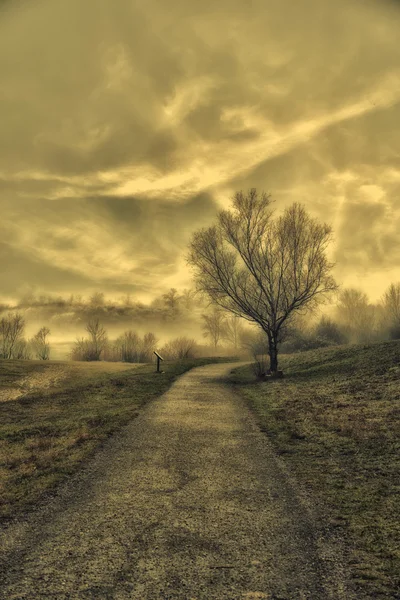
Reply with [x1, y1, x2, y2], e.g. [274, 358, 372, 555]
[0, 290, 210, 359]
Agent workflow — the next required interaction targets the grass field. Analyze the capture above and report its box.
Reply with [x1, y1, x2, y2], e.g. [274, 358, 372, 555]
[0, 357, 231, 524]
[229, 341, 400, 599]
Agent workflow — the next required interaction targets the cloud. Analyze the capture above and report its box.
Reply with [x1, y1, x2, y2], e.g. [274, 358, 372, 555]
[1, 0, 400, 301]
[0, 193, 218, 299]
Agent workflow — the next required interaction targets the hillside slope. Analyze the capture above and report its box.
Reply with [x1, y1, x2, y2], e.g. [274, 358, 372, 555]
[229, 341, 400, 600]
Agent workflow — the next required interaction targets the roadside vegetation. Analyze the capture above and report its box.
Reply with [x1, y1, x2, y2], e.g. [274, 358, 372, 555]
[229, 340, 400, 599]
[0, 356, 232, 523]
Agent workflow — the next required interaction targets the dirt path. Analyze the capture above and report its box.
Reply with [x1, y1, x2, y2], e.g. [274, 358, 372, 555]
[0, 363, 354, 600]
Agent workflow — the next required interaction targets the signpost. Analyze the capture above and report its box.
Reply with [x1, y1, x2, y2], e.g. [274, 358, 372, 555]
[154, 351, 164, 373]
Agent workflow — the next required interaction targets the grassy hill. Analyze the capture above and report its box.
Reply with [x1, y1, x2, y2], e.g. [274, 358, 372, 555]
[229, 341, 400, 599]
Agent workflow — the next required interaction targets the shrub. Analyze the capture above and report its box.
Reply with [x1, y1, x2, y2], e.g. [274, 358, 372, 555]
[315, 316, 348, 345]
[160, 337, 198, 360]
[239, 328, 269, 377]
[70, 338, 101, 361]
[280, 329, 332, 353]
[388, 323, 400, 340]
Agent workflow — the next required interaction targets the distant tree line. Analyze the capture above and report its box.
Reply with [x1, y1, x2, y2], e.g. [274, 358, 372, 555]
[3, 280, 400, 366]
[69, 318, 199, 362]
[278, 283, 400, 353]
[7, 287, 206, 324]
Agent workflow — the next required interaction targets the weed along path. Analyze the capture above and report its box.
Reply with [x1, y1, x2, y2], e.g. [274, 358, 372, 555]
[0, 363, 353, 600]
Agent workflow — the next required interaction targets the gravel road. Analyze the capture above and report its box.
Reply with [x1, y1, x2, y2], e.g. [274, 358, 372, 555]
[0, 363, 355, 599]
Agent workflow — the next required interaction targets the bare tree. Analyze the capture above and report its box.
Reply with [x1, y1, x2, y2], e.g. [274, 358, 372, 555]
[89, 292, 105, 307]
[116, 330, 140, 362]
[188, 188, 337, 373]
[70, 338, 92, 361]
[162, 288, 181, 313]
[222, 314, 244, 349]
[201, 307, 226, 349]
[85, 318, 108, 360]
[337, 288, 368, 326]
[336, 288, 376, 343]
[381, 282, 400, 338]
[0, 313, 25, 359]
[13, 339, 32, 360]
[181, 288, 196, 311]
[140, 332, 158, 362]
[108, 331, 158, 363]
[32, 326, 51, 360]
[314, 316, 347, 345]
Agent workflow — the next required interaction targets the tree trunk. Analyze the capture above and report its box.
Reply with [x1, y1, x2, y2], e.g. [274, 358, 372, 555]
[268, 333, 279, 373]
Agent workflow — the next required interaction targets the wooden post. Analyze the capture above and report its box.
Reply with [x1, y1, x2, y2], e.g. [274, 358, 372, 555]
[153, 351, 164, 373]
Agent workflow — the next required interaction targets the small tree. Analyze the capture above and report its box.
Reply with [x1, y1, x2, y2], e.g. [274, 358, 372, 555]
[181, 288, 196, 311]
[85, 318, 107, 360]
[0, 313, 25, 359]
[13, 338, 32, 360]
[162, 288, 181, 313]
[89, 292, 105, 307]
[201, 307, 226, 349]
[314, 316, 347, 345]
[140, 332, 158, 362]
[381, 283, 400, 339]
[112, 331, 158, 363]
[188, 188, 337, 373]
[117, 330, 140, 362]
[336, 288, 376, 343]
[222, 314, 244, 349]
[70, 338, 92, 361]
[32, 326, 51, 360]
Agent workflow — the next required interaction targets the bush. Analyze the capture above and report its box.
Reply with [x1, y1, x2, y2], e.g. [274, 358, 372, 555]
[315, 316, 348, 345]
[70, 338, 102, 361]
[388, 323, 400, 340]
[280, 317, 349, 354]
[108, 331, 158, 363]
[160, 337, 198, 360]
[280, 329, 332, 353]
[239, 328, 269, 377]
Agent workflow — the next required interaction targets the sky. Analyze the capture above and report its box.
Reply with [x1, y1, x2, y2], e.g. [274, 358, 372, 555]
[1, 0, 400, 304]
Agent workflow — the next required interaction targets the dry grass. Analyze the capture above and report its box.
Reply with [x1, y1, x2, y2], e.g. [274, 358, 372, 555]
[0, 357, 230, 523]
[0, 359, 138, 402]
[229, 341, 400, 600]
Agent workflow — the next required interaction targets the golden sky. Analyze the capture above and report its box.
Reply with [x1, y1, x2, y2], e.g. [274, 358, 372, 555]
[1, 0, 400, 303]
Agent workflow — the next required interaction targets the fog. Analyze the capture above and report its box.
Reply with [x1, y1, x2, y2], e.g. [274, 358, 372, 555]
[0, 291, 211, 359]
[2, 280, 400, 361]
